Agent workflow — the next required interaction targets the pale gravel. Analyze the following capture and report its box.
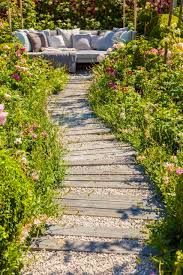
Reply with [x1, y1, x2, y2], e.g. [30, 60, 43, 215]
[47, 215, 147, 229]
[22, 251, 157, 275]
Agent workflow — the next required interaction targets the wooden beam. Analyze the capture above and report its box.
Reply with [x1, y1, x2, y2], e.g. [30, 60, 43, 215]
[19, 0, 24, 29]
[123, 0, 126, 27]
[134, 0, 137, 31]
[8, 0, 12, 31]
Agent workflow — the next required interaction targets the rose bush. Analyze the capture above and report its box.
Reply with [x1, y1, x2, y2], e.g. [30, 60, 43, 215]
[89, 38, 183, 273]
[0, 42, 68, 273]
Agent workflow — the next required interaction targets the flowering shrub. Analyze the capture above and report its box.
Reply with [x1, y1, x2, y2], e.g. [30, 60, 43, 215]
[0, 43, 68, 273]
[89, 38, 183, 273]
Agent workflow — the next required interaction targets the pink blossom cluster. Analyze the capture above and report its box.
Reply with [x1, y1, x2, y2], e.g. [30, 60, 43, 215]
[164, 162, 183, 176]
[0, 104, 8, 125]
[106, 67, 117, 77]
[12, 73, 21, 81]
[108, 82, 118, 90]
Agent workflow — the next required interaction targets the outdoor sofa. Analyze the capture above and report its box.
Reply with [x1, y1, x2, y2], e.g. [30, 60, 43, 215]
[14, 28, 136, 73]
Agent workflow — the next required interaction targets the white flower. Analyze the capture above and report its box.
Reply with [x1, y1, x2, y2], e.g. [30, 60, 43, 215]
[107, 47, 113, 53]
[21, 156, 28, 165]
[14, 137, 22, 145]
[4, 93, 11, 100]
[97, 54, 106, 62]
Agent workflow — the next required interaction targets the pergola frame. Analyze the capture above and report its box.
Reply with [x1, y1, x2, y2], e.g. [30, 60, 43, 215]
[7, 0, 24, 31]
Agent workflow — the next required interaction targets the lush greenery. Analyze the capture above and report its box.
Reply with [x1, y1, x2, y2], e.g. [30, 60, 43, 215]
[89, 39, 183, 273]
[0, 0, 182, 38]
[0, 31, 68, 272]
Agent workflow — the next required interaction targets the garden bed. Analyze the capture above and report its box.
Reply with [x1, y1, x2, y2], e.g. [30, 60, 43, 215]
[89, 38, 183, 273]
[0, 43, 68, 273]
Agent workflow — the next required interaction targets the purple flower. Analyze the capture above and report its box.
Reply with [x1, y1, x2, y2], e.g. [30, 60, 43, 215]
[31, 133, 37, 139]
[106, 67, 117, 77]
[108, 82, 118, 90]
[176, 168, 183, 175]
[12, 73, 21, 81]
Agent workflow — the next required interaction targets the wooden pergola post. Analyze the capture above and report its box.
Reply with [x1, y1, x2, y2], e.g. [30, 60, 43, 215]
[123, 0, 126, 27]
[19, 0, 24, 29]
[134, 0, 137, 31]
[8, 0, 12, 31]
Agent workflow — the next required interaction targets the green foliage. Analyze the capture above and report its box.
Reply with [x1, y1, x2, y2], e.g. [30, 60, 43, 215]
[89, 38, 183, 273]
[0, 43, 68, 272]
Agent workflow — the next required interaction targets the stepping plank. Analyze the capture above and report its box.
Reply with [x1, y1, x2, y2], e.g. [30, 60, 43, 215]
[68, 165, 144, 175]
[65, 128, 111, 135]
[64, 180, 149, 189]
[31, 237, 155, 255]
[65, 174, 148, 182]
[67, 149, 132, 157]
[68, 141, 129, 151]
[64, 207, 157, 220]
[64, 158, 135, 167]
[45, 224, 147, 240]
[65, 135, 115, 144]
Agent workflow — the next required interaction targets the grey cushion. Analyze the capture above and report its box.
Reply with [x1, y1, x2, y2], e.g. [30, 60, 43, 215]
[47, 35, 66, 48]
[43, 29, 57, 36]
[76, 50, 107, 63]
[120, 31, 132, 43]
[27, 32, 48, 52]
[73, 34, 91, 50]
[13, 31, 32, 52]
[57, 29, 80, 48]
[91, 31, 114, 50]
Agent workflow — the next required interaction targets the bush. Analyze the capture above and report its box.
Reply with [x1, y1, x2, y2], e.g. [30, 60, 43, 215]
[0, 43, 68, 272]
[89, 38, 183, 273]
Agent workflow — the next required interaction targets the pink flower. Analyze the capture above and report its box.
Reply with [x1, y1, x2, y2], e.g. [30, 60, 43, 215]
[0, 104, 8, 125]
[31, 133, 37, 139]
[12, 73, 21, 81]
[106, 67, 117, 77]
[176, 168, 183, 175]
[15, 50, 22, 58]
[108, 82, 118, 90]
[145, 48, 158, 55]
[20, 47, 26, 52]
[41, 131, 48, 138]
[164, 162, 174, 173]
[31, 172, 39, 181]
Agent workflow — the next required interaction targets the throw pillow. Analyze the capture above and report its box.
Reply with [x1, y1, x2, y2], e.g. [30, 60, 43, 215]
[27, 32, 48, 52]
[91, 31, 114, 51]
[120, 31, 132, 43]
[47, 35, 66, 48]
[43, 29, 57, 37]
[72, 34, 91, 50]
[13, 31, 32, 52]
[56, 29, 80, 48]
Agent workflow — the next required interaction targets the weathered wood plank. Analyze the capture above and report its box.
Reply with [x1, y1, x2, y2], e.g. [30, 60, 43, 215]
[68, 165, 144, 175]
[64, 207, 157, 220]
[45, 224, 147, 239]
[31, 237, 155, 255]
[64, 180, 149, 189]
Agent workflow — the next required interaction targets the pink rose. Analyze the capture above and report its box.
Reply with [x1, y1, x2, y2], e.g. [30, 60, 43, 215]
[176, 168, 183, 175]
[0, 104, 8, 125]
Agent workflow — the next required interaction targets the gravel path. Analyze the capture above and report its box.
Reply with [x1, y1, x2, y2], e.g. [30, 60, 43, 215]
[22, 73, 159, 274]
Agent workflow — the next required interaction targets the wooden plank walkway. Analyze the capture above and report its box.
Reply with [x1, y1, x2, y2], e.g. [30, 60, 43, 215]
[31, 75, 161, 264]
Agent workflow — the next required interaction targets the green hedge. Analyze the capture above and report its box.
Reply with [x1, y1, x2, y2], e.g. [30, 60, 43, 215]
[0, 40, 68, 273]
[89, 38, 183, 273]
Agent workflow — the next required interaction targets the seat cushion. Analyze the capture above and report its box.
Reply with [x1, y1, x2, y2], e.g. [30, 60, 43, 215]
[76, 50, 107, 63]
[13, 31, 32, 52]
[72, 34, 91, 50]
[120, 31, 133, 43]
[91, 31, 114, 51]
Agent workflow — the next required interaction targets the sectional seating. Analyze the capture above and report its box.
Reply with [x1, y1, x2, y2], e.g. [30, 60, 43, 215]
[14, 28, 136, 73]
